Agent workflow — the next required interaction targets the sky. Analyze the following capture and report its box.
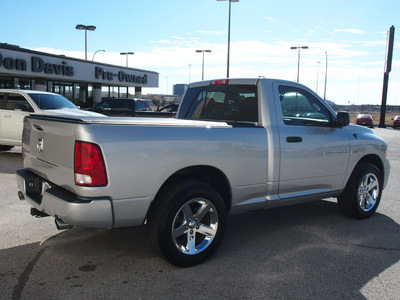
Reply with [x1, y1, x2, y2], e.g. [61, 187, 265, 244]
[1, 0, 399, 105]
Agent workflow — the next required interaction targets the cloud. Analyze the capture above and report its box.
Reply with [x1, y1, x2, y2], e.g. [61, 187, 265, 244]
[265, 16, 277, 22]
[197, 30, 226, 35]
[334, 28, 364, 35]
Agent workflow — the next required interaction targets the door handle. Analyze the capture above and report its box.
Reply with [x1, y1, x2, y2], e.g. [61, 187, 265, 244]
[3, 114, 11, 118]
[286, 136, 302, 143]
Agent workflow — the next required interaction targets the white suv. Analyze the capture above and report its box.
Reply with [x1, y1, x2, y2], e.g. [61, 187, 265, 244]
[0, 89, 103, 150]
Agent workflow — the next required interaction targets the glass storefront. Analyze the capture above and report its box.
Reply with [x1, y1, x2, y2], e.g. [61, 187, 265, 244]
[0, 76, 139, 108]
[0, 76, 96, 108]
[100, 86, 131, 99]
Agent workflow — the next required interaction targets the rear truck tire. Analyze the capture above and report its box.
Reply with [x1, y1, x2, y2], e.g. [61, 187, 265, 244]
[338, 163, 382, 219]
[147, 179, 227, 267]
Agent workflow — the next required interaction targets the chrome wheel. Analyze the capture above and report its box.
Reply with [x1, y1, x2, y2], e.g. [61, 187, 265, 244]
[172, 198, 218, 255]
[358, 173, 379, 212]
[338, 163, 382, 219]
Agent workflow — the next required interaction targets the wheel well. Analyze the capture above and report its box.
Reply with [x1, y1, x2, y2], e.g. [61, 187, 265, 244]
[152, 166, 232, 213]
[354, 154, 385, 184]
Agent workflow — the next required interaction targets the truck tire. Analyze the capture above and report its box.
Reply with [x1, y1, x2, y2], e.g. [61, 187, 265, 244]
[147, 180, 227, 267]
[338, 163, 382, 219]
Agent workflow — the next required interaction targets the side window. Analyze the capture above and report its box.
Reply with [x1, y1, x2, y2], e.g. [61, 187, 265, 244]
[97, 100, 112, 110]
[181, 84, 258, 123]
[5, 93, 34, 112]
[278, 86, 331, 127]
[0, 93, 5, 109]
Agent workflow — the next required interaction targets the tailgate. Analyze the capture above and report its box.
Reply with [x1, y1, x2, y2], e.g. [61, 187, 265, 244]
[22, 115, 80, 193]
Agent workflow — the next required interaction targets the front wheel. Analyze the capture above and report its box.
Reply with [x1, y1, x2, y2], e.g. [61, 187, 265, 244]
[147, 180, 227, 267]
[338, 163, 382, 219]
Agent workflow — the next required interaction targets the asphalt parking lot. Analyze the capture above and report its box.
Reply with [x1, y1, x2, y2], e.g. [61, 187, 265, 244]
[1, 128, 400, 300]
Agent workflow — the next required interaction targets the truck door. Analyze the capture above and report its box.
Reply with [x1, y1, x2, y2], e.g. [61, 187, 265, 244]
[273, 82, 351, 200]
[1, 93, 34, 146]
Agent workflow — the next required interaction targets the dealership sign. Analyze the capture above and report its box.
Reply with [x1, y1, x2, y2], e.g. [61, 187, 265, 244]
[0, 53, 74, 76]
[0, 48, 157, 87]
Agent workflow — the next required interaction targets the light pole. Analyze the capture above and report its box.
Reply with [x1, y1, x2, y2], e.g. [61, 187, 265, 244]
[120, 52, 134, 67]
[188, 64, 192, 83]
[218, 0, 239, 78]
[196, 50, 212, 80]
[92, 49, 105, 61]
[290, 46, 308, 82]
[324, 51, 328, 100]
[76, 24, 96, 60]
[316, 61, 321, 93]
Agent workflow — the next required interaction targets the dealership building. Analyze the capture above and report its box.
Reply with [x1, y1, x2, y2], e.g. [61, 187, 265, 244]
[0, 43, 159, 108]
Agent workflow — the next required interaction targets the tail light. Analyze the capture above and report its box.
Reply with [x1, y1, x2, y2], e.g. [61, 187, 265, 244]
[74, 141, 107, 186]
[210, 79, 229, 85]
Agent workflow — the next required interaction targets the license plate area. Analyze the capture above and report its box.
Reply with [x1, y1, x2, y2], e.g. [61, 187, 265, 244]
[26, 176, 43, 204]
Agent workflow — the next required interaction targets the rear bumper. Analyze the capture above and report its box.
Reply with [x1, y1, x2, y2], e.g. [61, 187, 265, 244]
[16, 169, 113, 228]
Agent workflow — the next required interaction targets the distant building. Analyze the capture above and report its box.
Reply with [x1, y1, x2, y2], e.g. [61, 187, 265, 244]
[173, 84, 188, 97]
[0, 43, 159, 108]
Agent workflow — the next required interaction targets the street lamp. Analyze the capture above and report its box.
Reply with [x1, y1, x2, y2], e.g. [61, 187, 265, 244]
[120, 52, 134, 67]
[188, 64, 192, 83]
[290, 46, 308, 82]
[76, 24, 96, 60]
[92, 49, 105, 61]
[316, 61, 321, 93]
[324, 51, 328, 100]
[196, 50, 212, 80]
[217, 0, 239, 78]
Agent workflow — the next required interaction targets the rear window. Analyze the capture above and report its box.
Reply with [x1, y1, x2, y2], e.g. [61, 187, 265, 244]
[135, 100, 152, 111]
[178, 84, 258, 123]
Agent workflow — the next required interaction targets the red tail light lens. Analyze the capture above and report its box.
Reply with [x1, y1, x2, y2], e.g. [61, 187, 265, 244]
[74, 141, 107, 186]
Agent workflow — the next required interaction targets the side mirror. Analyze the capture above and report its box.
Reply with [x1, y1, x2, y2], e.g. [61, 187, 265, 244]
[335, 111, 350, 127]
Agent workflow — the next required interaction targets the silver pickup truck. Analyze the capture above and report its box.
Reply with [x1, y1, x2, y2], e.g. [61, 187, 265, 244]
[16, 78, 390, 267]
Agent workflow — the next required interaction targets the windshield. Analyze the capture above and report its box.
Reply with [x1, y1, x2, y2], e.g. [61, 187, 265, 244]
[28, 93, 78, 110]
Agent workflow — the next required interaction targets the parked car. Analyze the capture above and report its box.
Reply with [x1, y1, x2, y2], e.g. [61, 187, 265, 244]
[88, 98, 175, 118]
[393, 115, 400, 129]
[0, 89, 103, 151]
[356, 114, 374, 128]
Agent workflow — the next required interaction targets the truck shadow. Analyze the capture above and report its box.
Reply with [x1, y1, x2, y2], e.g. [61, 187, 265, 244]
[0, 148, 23, 174]
[1, 200, 399, 299]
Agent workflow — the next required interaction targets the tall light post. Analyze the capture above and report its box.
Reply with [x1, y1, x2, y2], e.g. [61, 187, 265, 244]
[196, 50, 212, 80]
[188, 64, 192, 83]
[76, 24, 96, 60]
[316, 61, 321, 93]
[120, 52, 134, 67]
[324, 51, 328, 100]
[218, 0, 239, 78]
[92, 49, 105, 61]
[290, 46, 308, 82]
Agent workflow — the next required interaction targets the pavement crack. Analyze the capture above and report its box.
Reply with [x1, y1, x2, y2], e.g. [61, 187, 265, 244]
[355, 244, 400, 251]
[12, 248, 46, 300]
